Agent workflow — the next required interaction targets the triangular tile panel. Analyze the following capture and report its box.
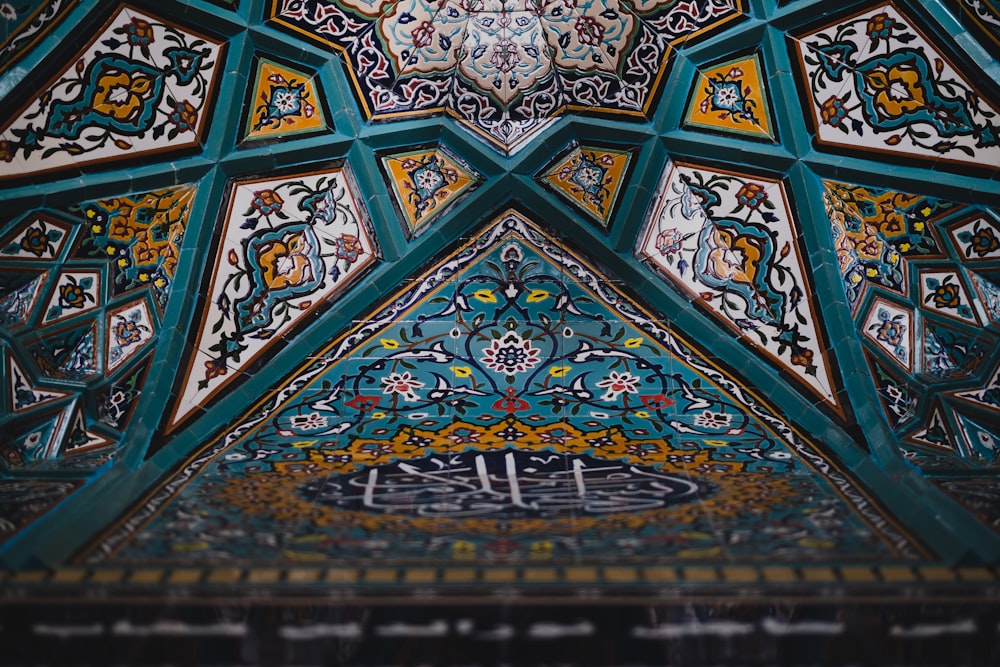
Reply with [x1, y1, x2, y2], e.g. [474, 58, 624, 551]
[953, 362, 1000, 414]
[794, 3, 1000, 171]
[537, 144, 632, 227]
[0, 214, 72, 260]
[905, 405, 957, 453]
[863, 348, 917, 430]
[947, 215, 1000, 262]
[242, 56, 329, 143]
[0, 6, 224, 180]
[27, 320, 100, 382]
[6, 351, 71, 415]
[88, 210, 922, 566]
[955, 410, 1000, 464]
[105, 299, 155, 373]
[0, 270, 46, 328]
[380, 146, 482, 235]
[920, 318, 988, 380]
[167, 165, 378, 432]
[970, 271, 1000, 323]
[96, 356, 151, 431]
[684, 52, 775, 140]
[637, 162, 843, 415]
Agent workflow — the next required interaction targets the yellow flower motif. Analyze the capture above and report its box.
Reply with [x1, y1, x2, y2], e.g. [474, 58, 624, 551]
[451, 365, 472, 377]
[527, 289, 549, 302]
[624, 337, 643, 348]
[380, 338, 399, 349]
[117, 258, 127, 267]
[372, 411, 386, 419]
[106, 247, 116, 255]
[866, 267, 877, 277]
[91, 224, 101, 233]
[850, 273, 863, 284]
[921, 206, 932, 217]
[549, 365, 571, 377]
[635, 410, 649, 418]
[913, 221, 924, 231]
[138, 272, 149, 282]
[900, 242, 911, 252]
[153, 278, 165, 288]
[473, 289, 496, 303]
[292, 440, 316, 448]
[529, 540, 553, 558]
[703, 439, 728, 447]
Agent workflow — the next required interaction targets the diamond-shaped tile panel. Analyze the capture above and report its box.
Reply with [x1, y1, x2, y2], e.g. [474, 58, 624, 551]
[380, 146, 482, 235]
[947, 215, 1000, 261]
[167, 165, 378, 432]
[242, 56, 330, 143]
[684, 52, 775, 141]
[0, 214, 72, 260]
[41, 270, 102, 324]
[637, 161, 843, 415]
[919, 270, 981, 325]
[861, 297, 913, 372]
[0, 270, 46, 328]
[0, 6, 224, 180]
[794, 3, 1000, 171]
[822, 180, 951, 310]
[537, 144, 632, 227]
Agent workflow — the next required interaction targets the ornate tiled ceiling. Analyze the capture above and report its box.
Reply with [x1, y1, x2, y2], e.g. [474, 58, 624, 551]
[1, 0, 999, 598]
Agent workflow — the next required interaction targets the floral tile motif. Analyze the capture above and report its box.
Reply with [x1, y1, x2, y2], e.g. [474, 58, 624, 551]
[637, 162, 842, 414]
[904, 406, 957, 453]
[0, 0, 74, 74]
[6, 350, 70, 415]
[0, 479, 82, 545]
[921, 318, 988, 380]
[863, 349, 917, 429]
[166, 166, 377, 432]
[919, 270, 981, 325]
[955, 411, 1000, 464]
[0, 6, 224, 180]
[823, 180, 952, 311]
[97, 358, 150, 430]
[106, 299, 154, 373]
[1, 214, 71, 260]
[536, 143, 632, 227]
[380, 145, 482, 235]
[794, 3, 1000, 170]
[947, 215, 1000, 261]
[27, 320, 100, 381]
[4, 407, 72, 464]
[41, 269, 102, 324]
[684, 52, 775, 141]
[267, 0, 742, 153]
[88, 211, 921, 565]
[0, 269, 45, 328]
[862, 296, 913, 371]
[953, 363, 1000, 414]
[242, 56, 329, 144]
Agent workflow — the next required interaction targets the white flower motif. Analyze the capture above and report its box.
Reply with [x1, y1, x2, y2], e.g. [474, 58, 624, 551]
[0, 4, 16, 20]
[693, 410, 732, 429]
[595, 371, 639, 401]
[480, 332, 542, 376]
[381, 371, 425, 401]
[289, 411, 329, 431]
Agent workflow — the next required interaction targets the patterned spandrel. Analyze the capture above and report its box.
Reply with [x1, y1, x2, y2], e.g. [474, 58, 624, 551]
[166, 166, 377, 433]
[637, 162, 842, 415]
[380, 146, 482, 234]
[28, 320, 100, 382]
[87, 211, 922, 566]
[794, 3, 1000, 171]
[0, 0, 74, 74]
[861, 297, 913, 372]
[242, 57, 329, 143]
[683, 52, 775, 141]
[267, 0, 742, 152]
[537, 144, 631, 227]
[0, 6, 224, 180]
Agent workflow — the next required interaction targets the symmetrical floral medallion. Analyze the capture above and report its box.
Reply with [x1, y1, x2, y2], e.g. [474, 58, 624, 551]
[637, 161, 843, 415]
[794, 3, 1000, 170]
[166, 166, 377, 433]
[267, 0, 744, 153]
[379, 145, 483, 235]
[0, 184, 196, 471]
[0, 6, 224, 180]
[241, 56, 330, 144]
[683, 52, 775, 141]
[0, 0, 74, 74]
[536, 143, 632, 227]
[87, 211, 921, 566]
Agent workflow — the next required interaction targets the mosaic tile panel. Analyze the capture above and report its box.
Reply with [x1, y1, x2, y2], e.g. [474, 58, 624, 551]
[683, 52, 775, 141]
[0, 184, 196, 470]
[947, 215, 1000, 262]
[0, 0, 73, 74]
[921, 318, 988, 380]
[267, 0, 743, 152]
[954, 362, 1000, 414]
[955, 411, 1000, 464]
[242, 56, 330, 143]
[87, 211, 922, 565]
[0, 479, 82, 545]
[167, 166, 377, 431]
[904, 406, 957, 454]
[637, 162, 842, 414]
[861, 296, 913, 372]
[794, 3, 1000, 170]
[970, 271, 1000, 323]
[0, 6, 224, 180]
[863, 349, 917, 430]
[536, 144, 632, 227]
[380, 146, 482, 235]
